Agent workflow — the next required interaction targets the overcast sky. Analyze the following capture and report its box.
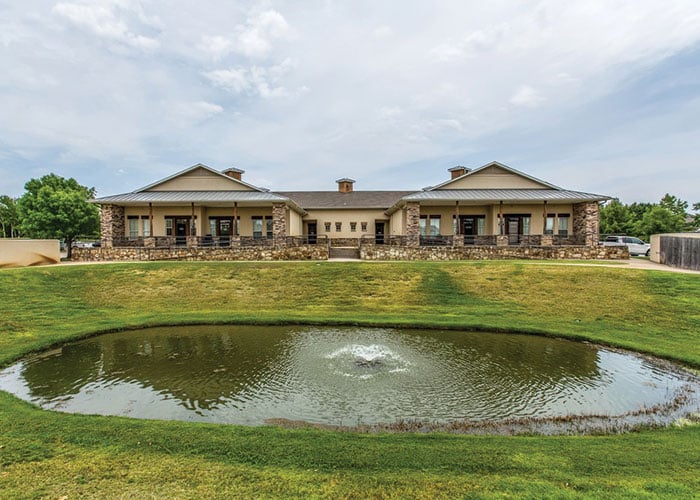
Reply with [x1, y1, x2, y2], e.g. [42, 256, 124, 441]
[1, 1, 699, 204]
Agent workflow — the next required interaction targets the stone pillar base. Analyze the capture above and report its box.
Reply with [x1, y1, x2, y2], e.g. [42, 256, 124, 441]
[496, 235, 509, 246]
[541, 235, 553, 246]
[187, 236, 198, 248]
[230, 236, 241, 247]
[144, 237, 156, 248]
[453, 236, 464, 247]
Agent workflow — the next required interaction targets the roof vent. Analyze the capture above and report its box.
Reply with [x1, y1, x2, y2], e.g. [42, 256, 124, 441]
[336, 178, 355, 193]
[222, 167, 245, 181]
[448, 166, 469, 180]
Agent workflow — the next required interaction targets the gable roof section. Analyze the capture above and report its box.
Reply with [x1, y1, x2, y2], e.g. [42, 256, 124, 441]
[137, 163, 264, 192]
[430, 161, 560, 190]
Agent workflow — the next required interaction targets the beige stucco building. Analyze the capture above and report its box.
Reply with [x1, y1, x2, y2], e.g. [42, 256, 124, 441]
[94, 161, 611, 251]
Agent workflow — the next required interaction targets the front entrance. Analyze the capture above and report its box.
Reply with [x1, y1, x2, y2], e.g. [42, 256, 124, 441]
[307, 222, 317, 244]
[458, 215, 484, 244]
[504, 214, 531, 245]
[175, 218, 189, 245]
[375, 221, 385, 244]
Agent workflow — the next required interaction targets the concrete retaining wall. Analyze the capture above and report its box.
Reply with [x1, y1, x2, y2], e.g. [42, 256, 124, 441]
[0, 239, 60, 268]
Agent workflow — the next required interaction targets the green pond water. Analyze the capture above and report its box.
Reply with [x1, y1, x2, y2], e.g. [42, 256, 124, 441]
[0, 325, 697, 427]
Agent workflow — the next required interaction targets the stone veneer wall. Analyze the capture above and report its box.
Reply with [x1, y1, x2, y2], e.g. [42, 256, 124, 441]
[272, 203, 287, 240]
[72, 245, 329, 262]
[405, 202, 420, 247]
[573, 202, 600, 247]
[360, 244, 628, 261]
[100, 205, 125, 248]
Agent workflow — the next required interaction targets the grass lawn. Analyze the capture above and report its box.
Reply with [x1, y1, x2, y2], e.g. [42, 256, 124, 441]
[1, 260, 699, 498]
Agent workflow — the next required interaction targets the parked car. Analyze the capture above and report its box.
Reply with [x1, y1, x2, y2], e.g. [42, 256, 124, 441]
[602, 235, 651, 256]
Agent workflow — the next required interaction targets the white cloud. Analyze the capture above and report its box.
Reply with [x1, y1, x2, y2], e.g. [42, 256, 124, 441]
[166, 101, 224, 123]
[198, 9, 293, 60]
[372, 25, 394, 38]
[197, 35, 233, 61]
[236, 9, 292, 58]
[430, 24, 510, 61]
[52, 0, 159, 50]
[204, 58, 296, 99]
[509, 85, 546, 108]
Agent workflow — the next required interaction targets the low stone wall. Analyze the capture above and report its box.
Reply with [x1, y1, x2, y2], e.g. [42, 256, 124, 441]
[72, 245, 329, 262]
[360, 244, 628, 261]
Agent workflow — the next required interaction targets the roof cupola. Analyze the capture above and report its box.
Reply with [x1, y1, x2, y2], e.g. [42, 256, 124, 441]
[336, 178, 355, 193]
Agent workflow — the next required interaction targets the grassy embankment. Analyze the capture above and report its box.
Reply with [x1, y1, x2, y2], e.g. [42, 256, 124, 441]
[1, 261, 699, 498]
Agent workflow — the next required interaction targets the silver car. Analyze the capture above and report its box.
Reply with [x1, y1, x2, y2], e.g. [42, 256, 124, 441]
[602, 235, 651, 256]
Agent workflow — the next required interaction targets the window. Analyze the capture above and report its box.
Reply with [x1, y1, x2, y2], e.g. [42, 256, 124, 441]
[477, 218, 485, 235]
[419, 215, 440, 236]
[324, 222, 331, 232]
[141, 216, 151, 237]
[252, 216, 273, 239]
[128, 217, 139, 238]
[558, 214, 570, 236]
[335, 222, 342, 232]
[545, 214, 555, 235]
[165, 218, 173, 236]
[252, 216, 263, 239]
[361, 222, 367, 232]
[522, 216, 531, 236]
[266, 216, 273, 239]
[350, 222, 357, 232]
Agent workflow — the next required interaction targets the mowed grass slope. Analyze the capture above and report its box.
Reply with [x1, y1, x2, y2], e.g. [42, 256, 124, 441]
[1, 261, 699, 498]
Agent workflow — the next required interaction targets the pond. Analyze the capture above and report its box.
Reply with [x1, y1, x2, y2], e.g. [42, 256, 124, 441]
[0, 325, 698, 433]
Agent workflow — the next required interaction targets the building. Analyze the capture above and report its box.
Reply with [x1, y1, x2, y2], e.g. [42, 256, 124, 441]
[90, 161, 618, 261]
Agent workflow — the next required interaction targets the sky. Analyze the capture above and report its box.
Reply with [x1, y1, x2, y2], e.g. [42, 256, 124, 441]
[1, 0, 700, 205]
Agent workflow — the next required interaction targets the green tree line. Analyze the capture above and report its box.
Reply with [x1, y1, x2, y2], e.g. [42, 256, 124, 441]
[600, 194, 699, 240]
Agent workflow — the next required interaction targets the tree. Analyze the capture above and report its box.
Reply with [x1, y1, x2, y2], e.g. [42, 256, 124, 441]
[599, 199, 634, 236]
[633, 205, 685, 240]
[0, 195, 21, 238]
[17, 174, 100, 259]
[659, 193, 689, 218]
[693, 202, 700, 230]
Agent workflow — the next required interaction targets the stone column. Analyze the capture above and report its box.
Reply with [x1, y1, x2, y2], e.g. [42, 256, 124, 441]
[100, 204, 125, 248]
[573, 202, 600, 247]
[272, 203, 287, 246]
[404, 202, 420, 247]
[496, 235, 509, 246]
[541, 234, 553, 246]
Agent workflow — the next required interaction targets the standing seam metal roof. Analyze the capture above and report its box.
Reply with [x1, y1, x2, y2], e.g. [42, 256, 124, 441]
[94, 191, 290, 203]
[403, 189, 610, 202]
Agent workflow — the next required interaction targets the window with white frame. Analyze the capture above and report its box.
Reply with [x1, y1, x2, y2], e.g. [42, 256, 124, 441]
[419, 215, 440, 236]
[128, 217, 139, 238]
[558, 214, 570, 236]
[141, 216, 151, 237]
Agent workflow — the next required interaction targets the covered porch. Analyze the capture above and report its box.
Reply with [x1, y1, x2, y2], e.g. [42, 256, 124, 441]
[98, 192, 307, 249]
[386, 193, 602, 248]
